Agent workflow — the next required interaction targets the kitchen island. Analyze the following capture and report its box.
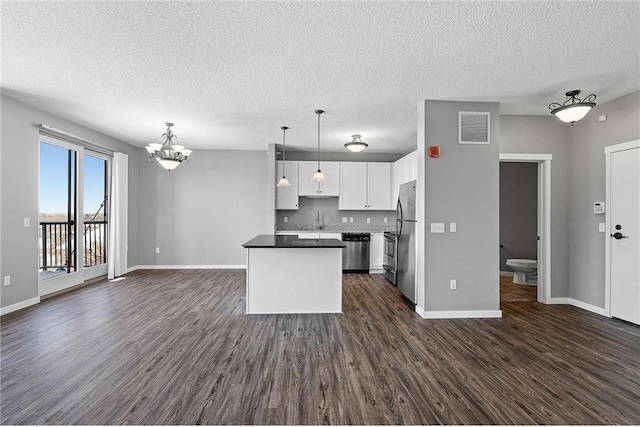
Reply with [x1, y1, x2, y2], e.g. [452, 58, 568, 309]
[242, 234, 345, 314]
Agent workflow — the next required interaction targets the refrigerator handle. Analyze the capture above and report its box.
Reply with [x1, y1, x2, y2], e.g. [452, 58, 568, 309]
[396, 199, 403, 236]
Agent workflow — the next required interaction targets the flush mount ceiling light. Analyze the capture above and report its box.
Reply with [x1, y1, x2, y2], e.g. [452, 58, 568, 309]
[345, 134, 368, 152]
[311, 110, 327, 182]
[145, 123, 193, 171]
[277, 126, 291, 187]
[549, 90, 596, 124]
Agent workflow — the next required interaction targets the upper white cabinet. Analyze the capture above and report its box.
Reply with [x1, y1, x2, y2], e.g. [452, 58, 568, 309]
[339, 162, 391, 210]
[276, 160, 299, 210]
[298, 161, 340, 196]
[390, 151, 418, 209]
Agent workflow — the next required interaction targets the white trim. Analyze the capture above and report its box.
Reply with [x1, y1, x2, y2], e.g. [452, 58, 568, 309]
[418, 309, 502, 319]
[604, 139, 640, 154]
[415, 305, 425, 317]
[547, 297, 571, 304]
[569, 298, 607, 316]
[604, 139, 640, 318]
[129, 265, 247, 270]
[499, 271, 514, 277]
[499, 153, 552, 161]
[499, 153, 552, 304]
[1, 297, 40, 316]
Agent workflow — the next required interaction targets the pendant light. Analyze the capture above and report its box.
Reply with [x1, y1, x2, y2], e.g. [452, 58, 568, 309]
[277, 126, 291, 187]
[549, 90, 596, 124]
[311, 110, 327, 182]
[345, 134, 368, 152]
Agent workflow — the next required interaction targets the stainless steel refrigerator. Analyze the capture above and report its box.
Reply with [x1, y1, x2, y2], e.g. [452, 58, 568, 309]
[396, 180, 417, 303]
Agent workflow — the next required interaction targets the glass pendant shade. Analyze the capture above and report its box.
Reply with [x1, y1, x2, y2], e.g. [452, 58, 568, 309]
[345, 134, 368, 152]
[549, 90, 596, 124]
[311, 170, 327, 182]
[552, 105, 594, 123]
[277, 177, 291, 187]
[158, 159, 180, 170]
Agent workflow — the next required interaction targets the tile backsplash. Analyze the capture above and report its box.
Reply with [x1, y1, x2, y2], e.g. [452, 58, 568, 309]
[276, 197, 394, 229]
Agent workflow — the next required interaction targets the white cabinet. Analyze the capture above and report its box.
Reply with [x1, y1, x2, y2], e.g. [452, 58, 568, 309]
[391, 161, 402, 210]
[339, 162, 391, 210]
[408, 151, 418, 182]
[370, 233, 384, 272]
[339, 162, 368, 209]
[391, 151, 418, 209]
[297, 232, 342, 240]
[276, 161, 299, 210]
[298, 161, 340, 196]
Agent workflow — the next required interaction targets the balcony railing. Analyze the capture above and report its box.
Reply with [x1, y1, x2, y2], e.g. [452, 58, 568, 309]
[39, 220, 107, 272]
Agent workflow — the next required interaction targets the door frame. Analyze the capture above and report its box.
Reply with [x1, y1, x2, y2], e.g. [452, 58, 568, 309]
[499, 153, 552, 304]
[604, 139, 640, 317]
[38, 135, 85, 296]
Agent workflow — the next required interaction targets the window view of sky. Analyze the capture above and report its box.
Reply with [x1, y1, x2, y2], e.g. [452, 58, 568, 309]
[39, 142, 106, 216]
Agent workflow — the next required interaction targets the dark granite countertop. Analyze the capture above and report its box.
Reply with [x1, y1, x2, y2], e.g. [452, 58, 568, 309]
[243, 234, 346, 249]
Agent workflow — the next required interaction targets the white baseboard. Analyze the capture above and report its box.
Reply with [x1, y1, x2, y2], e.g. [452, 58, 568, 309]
[369, 269, 383, 274]
[1, 297, 40, 316]
[417, 309, 503, 319]
[415, 305, 425, 317]
[568, 298, 607, 316]
[128, 265, 246, 271]
[500, 271, 514, 277]
[546, 297, 606, 316]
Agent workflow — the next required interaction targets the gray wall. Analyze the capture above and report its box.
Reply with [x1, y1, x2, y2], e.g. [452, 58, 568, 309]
[499, 115, 570, 298]
[568, 91, 640, 307]
[0, 95, 140, 309]
[136, 149, 270, 266]
[422, 100, 500, 312]
[276, 197, 393, 228]
[499, 162, 537, 271]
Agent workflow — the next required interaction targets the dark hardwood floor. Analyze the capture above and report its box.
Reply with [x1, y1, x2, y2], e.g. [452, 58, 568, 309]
[1, 270, 639, 425]
[500, 275, 537, 302]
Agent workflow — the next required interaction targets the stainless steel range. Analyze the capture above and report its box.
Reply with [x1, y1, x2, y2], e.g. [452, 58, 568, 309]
[383, 231, 396, 284]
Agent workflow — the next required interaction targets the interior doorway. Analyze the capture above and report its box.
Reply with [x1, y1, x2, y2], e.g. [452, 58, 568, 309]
[499, 153, 552, 304]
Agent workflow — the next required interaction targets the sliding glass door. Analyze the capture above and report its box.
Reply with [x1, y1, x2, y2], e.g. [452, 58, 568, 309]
[39, 136, 110, 295]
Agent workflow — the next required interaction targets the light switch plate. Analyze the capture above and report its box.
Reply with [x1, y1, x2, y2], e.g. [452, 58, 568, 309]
[367, 218, 371, 224]
[155, 247, 160, 254]
[23, 218, 30, 227]
[3, 276, 10, 286]
[450, 279, 457, 290]
[598, 223, 605, 233]
[430, 223, 445, 233]
[450, 223, 457, 233]
[384, 217, 387, 223]
[349, 217, 353, 223]
[283, 216, 288, 223]
[342, 217, 348, 223]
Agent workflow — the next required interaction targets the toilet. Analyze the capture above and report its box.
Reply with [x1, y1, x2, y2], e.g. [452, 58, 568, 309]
[506, 259, 537, 285]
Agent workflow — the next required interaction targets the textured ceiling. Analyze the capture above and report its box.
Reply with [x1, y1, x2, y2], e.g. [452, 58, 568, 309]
[2, 1, 639, 153]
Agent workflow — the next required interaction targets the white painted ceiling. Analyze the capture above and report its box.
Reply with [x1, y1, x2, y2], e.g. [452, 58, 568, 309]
[2, 1, 639, 153]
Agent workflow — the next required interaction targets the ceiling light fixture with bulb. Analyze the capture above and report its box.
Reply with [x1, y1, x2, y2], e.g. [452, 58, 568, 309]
[311, 109, 327, 182]
[345, 134, 368, 152]
[549, 90, 596, 124]
[145, 122, 193, 171]
[277, 126, 291, 187]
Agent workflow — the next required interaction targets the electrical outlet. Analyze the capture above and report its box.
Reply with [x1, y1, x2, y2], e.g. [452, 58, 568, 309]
[342, 217, 348, 223]
[155, 247, 160, 254]
[599, 223, 605, 233]
[349, 217, 353, 223]
[430, 223, 445, 233]
[283, 216, 288, 223]
[367, 218, 371, 224]
[450, 279, 457, 290]
[23, 218, 30, 227]
[384, 217, 387, 223]
[450, 223, 457, 233]
[3, 276, 10, 286]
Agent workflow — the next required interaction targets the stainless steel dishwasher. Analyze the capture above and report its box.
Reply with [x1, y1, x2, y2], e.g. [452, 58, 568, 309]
[341, 233, 370, 272]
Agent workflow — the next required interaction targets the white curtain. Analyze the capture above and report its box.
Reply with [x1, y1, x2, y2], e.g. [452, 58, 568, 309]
[108, 152, 128, 279]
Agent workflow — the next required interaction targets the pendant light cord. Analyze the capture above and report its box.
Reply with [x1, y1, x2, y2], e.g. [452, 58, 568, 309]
[315, 110, 324, 171]
[281, 126, 288, 176]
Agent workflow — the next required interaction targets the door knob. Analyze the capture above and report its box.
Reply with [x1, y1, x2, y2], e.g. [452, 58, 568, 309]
[611, 232, 629, 240]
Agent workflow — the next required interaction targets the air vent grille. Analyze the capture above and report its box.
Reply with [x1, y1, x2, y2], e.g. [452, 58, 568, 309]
[459, 112, 490, 144]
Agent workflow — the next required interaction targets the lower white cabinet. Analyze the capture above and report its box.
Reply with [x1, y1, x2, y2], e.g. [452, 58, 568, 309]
[370, 233, 384, 272]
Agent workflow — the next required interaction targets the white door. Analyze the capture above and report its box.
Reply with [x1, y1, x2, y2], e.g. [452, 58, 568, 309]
[318, 162, 340, 196]
[610, 146, 640, 324]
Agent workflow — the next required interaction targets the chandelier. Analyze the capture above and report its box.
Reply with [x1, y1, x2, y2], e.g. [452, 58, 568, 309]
[549, 90, 596, 124]
[145, 122, 193, 171]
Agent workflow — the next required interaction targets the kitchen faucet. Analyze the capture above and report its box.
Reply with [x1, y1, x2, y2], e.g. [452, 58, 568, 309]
[316, 211, 324, 230]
